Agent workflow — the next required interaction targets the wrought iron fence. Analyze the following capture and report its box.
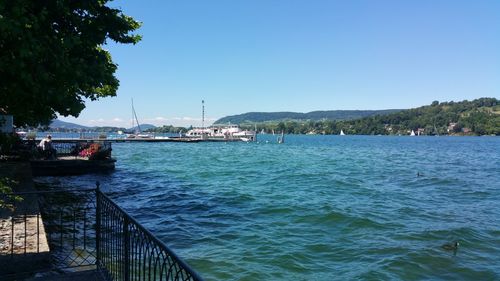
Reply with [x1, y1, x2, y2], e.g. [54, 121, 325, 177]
[97, 187, 203, 281]
[21, 140, 113, 159]
[50, 141, 112, 157]
[0, 188, 97, 278]
[38, 188, 97, 268]
[0, 184, 203, 281]
[51, 142, 83, 156]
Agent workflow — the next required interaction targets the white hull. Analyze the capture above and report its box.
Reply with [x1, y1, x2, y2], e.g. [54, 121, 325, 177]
[186, 125, 255, 141]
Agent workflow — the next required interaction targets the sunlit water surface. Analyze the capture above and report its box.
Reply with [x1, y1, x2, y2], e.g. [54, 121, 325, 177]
[37, 135, 500, 280]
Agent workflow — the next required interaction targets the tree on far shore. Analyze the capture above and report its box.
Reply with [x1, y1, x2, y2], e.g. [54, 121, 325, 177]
[0, 0, 141, 127]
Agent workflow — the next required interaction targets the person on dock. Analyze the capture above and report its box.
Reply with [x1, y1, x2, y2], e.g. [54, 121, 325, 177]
[38, 135, 57, 159]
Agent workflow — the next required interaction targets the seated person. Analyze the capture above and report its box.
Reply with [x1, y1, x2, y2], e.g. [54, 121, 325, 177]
[38, 135, 57, 159]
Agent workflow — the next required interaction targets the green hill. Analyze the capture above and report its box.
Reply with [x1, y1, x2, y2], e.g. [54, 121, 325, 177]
[339, 97, 499, 135]
[214, 109, 401, 124]
[239, 98, 499, 135]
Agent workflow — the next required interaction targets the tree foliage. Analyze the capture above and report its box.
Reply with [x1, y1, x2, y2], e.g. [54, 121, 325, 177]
[0, 0, 141, 126]
[0, 176, 22, 210]
[146, 125, 186, 134]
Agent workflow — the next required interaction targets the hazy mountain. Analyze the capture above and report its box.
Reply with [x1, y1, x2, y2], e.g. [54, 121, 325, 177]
[214, 109, 402, 124]
[50, 119, 90, 129]
[49, 119, 156, 132]
[128, 124, 157, 131]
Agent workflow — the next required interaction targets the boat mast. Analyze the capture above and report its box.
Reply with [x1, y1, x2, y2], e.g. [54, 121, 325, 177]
[132, 98, 142, 133]
[433, 117, 439, 136]
[202, 100, 205, 129]
[131, 98, 134, 130]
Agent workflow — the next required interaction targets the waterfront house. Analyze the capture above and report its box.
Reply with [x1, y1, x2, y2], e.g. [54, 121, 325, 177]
[447, 122, 457, 133]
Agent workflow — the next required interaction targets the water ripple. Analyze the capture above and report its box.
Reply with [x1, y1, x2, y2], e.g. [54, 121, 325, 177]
[35, 136, 500, 280]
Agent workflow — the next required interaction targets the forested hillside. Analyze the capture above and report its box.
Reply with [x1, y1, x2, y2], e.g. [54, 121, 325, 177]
[214, 109, 401, 124]
[240, 98, 499, 135]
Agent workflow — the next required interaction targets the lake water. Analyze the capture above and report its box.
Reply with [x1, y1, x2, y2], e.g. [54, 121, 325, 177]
[37, 135, 500, 280]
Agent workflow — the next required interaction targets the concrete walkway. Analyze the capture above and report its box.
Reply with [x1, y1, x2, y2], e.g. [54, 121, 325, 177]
[0, 162, 50, 278]
[1, 163, 107, 281]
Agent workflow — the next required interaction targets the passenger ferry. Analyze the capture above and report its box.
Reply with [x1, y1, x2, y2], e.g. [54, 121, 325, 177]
[185, 124, 256, 142]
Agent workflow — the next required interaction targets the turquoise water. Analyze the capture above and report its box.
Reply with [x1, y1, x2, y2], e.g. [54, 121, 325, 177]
[39, 135, 500, 280]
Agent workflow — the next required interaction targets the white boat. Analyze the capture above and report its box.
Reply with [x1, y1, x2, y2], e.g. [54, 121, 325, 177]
[410, 130, 416, 136]
[340, 130, 345, 136]
[186, 124, 256, 141]
[185, 101, 255, 141]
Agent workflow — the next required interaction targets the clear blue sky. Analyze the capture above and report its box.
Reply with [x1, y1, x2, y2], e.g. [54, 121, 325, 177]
[61, 0, 500, 128]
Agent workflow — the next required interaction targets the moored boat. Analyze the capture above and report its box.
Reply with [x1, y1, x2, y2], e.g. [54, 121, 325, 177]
[185, 124, 256, 142]
[127, 99, 154, 139]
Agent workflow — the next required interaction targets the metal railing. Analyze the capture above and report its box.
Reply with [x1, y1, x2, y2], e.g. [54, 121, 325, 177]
[51, 141, 112, 157]
[0, 183, 203, 281]
[0, 188, 97, 279]
[21, 140, 113, 158]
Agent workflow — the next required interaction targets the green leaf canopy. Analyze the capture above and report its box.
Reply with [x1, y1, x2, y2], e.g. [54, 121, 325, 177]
[0, 0, 141, 126]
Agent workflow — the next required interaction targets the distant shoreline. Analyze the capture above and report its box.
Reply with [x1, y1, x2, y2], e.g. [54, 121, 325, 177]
[21, 131, 498, 138]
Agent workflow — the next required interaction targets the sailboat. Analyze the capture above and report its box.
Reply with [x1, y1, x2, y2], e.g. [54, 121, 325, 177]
[277, 131, 285, 144]
[340, 130, 346, 136]
[127, 99, 154, 139]
[410, 130, 416, 136]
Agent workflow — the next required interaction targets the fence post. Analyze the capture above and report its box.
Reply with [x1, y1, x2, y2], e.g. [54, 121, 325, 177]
[123, 216, 130, 281]
[95, 181, 101, 269]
